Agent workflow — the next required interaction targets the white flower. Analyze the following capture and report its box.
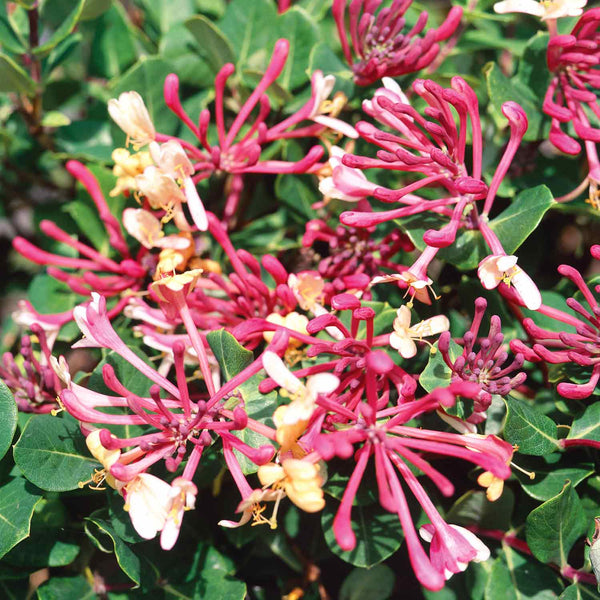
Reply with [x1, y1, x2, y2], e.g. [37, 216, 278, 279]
[477, 254, 542, 310]
[389, 305, 450, 359]
[124, 473, 173, 540]
[493, 0, 587, 20]
[108, 91, 155, 147]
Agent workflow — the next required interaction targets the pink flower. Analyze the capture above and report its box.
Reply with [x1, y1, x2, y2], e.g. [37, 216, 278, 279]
[419, 523, 490, 580]
[332, 0, 463, 86]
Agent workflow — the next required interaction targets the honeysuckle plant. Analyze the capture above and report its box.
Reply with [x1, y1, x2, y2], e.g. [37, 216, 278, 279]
[2, 1, 600, 599]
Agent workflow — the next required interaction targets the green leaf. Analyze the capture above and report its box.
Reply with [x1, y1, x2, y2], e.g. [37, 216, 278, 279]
[54, 120, 114, 162]
[80, 0, 112, 20]
[0, 53, 36, 95]
[568, 403, 600, 442]
[276, 8, 320, 90]
[484, 61, 544, 142]
[13, 414, 99, 492]
[503, 395, 559, 456]
[321, 501, 404, 568]
[275, 173, 319, 224]
[560, 583, 600, 600]
[87, 3, 137, 79]
[0, 475, 43, 560]
[185, 16, 236, 74]
[27, 274, 78, 314]
[219, 0, 278, 68]
[420, 339, 461, 393]
[33, 0, 85, 57]
[488, 185, 555, 255]
[85, 515, 157, 589]
[0, 380, 17, 462]
[446, 489, 515, 532]
[514, 454, 593, 501]
[516, 32, 552, 103]
[401, 186, 554, 271]
[484, 546, 563, 600]
[525, 481, 588, 566]
[37, 575, 96, 600]
[340, 564, 395, 600]
[308, 42, 354, 98]
[44, 33, 82, 74]
[40, 111, 71, 127]
[0, 5, 26, 53]
[206, 329, 253, 381]
[207, 329, 275, 474]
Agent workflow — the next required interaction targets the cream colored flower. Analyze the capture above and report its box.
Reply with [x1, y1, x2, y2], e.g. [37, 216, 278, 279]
[258, 459, 325, 513]
[108, 91, 155, 148]
[389, 305, 450, 359]
[493, 0, 586, 20]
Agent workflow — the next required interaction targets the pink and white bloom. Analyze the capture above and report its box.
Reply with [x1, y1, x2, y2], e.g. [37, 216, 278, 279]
[161, 477, 198, 550]
[493, 0, 587, 20]
[390, 305, 450, 359]
[122, 208, 193, 250]
[307, 72, 358, 139]
[108, 91, 156, 148]
[478, 255, 542, 310]
[419, 523, 490, 581]
[318, 146, 379, 201]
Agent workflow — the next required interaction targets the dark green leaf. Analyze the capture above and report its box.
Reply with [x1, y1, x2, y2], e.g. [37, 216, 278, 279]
[484, 61, 544, 142]
[525, 481, 587, 566]
[185, 16, 235, 74]
[54, 120, 114, 162]
[514, 454, 593, 501]
[37, 575, 96, 600]
[0, 5, 26, 53]
[484, 546, 563, 600]
[206, 329, 253, 381]
[84, 516, 157, 588]
[446, 489, 515, 532]
[504, 396, 559, 456]
[219, 0, 277, 68]
[0, 476, 43, 560]
[87, 3, 137, 79]
[276, 8, 320, 90]
[33, 0, 85, 57]
[568, 403, 600, 442]
[488, 185, 555, 256]
[0, 53, 36, 95]
[0, 380, 17, 461]
[560, 583, 600, 600]
[80, 0, 112, 20]
[13, 414, 98, 492]
[340, 564, 395, 600]
[321, 501, 404, 568]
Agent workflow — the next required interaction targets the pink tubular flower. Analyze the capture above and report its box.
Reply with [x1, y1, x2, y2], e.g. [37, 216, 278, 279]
[419, 523, 490, 581]
[302, 218, 413, 302]
[514, 245, 600, 399]
[13, 161, 147, 303]
[157, 41, 357, 225]
[332, 0, 463, 86]
[58, 292, 288, 543]
[0, 326, 61, 413]
[313, 398, 511, 591]
[544, 9, 600, 156]
[438, 298, 526, 428]
[334, 79, 530, 285]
